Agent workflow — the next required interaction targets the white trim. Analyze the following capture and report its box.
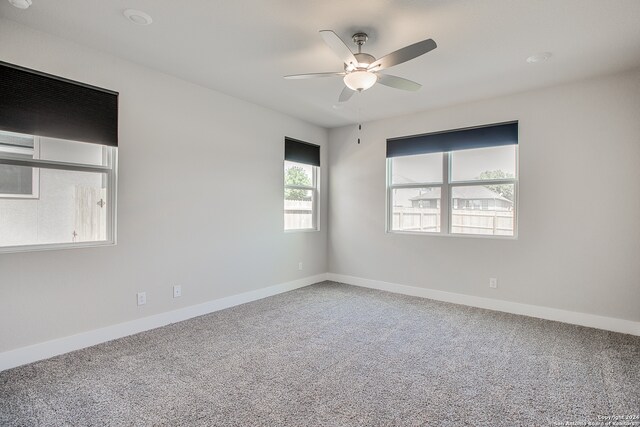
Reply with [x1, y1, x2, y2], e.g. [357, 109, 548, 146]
[3, 271, 636, 372]
[0, 240, 115, 254]
[283, 160, 320, 232]
[327, 273, 640, 336]
[0, 156, 111, 173]
[0, 273, 328, 372]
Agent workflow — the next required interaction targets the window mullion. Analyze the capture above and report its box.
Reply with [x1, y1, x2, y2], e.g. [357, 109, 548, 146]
[284, 184, 314, 190]
[449, 179, 516, 186]
[442, 152, 450, 234]
[314, 166, 319, 230]
[386, 158, 392, 232]
[389, 182, 441, 190]
[0, 156, 111, 173]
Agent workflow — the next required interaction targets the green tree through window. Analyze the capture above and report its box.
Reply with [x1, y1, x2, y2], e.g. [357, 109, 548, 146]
[285, 166, 311, 200]
[477, 170, 514, 201]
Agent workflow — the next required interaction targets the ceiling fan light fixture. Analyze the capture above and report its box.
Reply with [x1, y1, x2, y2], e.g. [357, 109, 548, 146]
[8, 0, 32, 9]
[343, 71, 377, 92]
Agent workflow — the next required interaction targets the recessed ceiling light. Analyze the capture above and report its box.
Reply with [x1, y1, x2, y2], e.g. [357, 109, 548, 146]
[8, 0, 32, 9]
[123, 9, 153, 26]
[526, 52, 552, 64]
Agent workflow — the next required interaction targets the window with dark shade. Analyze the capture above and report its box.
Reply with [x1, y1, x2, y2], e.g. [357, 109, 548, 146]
[284, 138, 320, 231]
[0, 62, 119, 252]
[386, 122, 518, 237]
[284, 137, 320, 167]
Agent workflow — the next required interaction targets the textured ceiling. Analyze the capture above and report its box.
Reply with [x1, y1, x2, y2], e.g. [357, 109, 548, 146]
[1, 0, 640, 128]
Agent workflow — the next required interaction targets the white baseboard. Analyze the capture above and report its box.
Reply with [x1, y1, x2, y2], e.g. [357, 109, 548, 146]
[0, 273, 328, 372]
[327, 273, 640, 336]
[3, 271, 637, 372]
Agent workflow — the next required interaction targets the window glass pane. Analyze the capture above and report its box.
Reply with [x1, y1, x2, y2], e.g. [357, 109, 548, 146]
[0, 158, 35, 196]
[0, 166, 108, 247]
[451, 185, 515, 236]
[450, 145, 516, 182]
[39, 136, 107, 166]
[0, 131, 37, 197]
[391, 152, 443, 184]
[284, 188, 313, 230]
[391, 187, 441, 232]
[284, 161, 313, 187]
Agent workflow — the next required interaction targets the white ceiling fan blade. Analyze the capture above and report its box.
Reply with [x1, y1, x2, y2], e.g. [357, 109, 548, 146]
[319, 30, 358, 67]
[377, 74, 422, 91]
[284, 72, 345, 79]
[338, 86, 354, 103]
[368, 38, 437, 71]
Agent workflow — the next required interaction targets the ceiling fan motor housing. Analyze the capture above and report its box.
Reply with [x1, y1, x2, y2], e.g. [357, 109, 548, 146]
[349, 32, 376, 69]
[346, 53, 376, 71]
[352, 32, 368, 46]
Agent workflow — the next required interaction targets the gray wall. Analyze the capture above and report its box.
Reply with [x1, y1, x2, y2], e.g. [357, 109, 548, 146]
[1, 18, 639, 356]
[328, 69, 640, 322]
[0, 19, 328, 352]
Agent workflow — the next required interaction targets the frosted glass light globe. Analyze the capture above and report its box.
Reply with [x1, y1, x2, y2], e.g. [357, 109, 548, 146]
[343, 71, 377, 91]
[8, 0, 32, 9]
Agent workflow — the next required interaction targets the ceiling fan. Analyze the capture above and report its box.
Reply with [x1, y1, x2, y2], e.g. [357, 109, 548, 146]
[285, 30, 437, 103]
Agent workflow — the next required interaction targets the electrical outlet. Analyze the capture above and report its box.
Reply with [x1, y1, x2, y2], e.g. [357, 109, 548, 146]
[137, 292, 146, 306]
[489, 278, 498, 289]
[173, 285, 182, 298]
[298, 262, 303, 271]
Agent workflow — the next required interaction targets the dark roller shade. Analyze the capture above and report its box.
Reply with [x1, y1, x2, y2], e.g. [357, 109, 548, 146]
[285, 137, 320, 167]
[0, 61, 118, 147]
[387, 121, 517, 158]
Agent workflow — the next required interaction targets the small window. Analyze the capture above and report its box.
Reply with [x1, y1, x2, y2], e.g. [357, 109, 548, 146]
[1, 61, 118, 252]
[387, 122, 518, 237]
[284, 138, 320, 231]
[0, 131, 117, 251]
[284, 160, 318, 231]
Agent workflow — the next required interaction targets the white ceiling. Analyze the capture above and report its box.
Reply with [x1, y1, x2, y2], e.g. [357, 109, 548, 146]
[2, 0, 640, 128]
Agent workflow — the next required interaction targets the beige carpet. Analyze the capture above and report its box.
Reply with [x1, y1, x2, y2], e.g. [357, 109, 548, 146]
[1, 281, 638, 426]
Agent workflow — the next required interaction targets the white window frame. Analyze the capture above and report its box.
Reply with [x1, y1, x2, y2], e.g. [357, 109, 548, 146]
[0, 136, 40, 199]
[284, 161, 319, 232]
[0, 144, 118, 253]
[386, 147, 518, 238]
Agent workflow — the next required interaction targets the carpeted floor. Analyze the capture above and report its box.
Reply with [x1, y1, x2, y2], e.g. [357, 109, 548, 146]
[1, 281, 638, 426]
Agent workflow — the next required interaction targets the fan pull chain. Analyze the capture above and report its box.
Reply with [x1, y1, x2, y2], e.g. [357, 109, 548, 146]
[356, 93, 362, 144]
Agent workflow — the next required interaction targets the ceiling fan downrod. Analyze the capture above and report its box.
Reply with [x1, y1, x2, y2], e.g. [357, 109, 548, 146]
[352, 32, 368, 54]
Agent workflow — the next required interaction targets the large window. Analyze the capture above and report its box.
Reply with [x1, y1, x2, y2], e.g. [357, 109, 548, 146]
[387, 122, 518, 237]
[0, 131, 117, 251]
[284, 137, 320, 231]
[0, 61, 119, 252]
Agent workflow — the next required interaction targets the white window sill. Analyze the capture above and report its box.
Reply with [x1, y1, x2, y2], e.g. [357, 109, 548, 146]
[0, 240, 116, 254]
[284, 228, 320, 234]
[386, 230, 518, 240]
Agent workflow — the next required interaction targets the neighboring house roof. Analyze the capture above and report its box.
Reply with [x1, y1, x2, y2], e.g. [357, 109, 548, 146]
[408, 188, 440, 201]
[410, 186, 512, 204]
